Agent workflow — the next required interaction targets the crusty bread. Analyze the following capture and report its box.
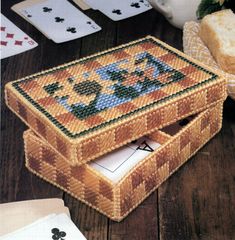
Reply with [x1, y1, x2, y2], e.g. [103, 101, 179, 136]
[199, 9, 235, 74]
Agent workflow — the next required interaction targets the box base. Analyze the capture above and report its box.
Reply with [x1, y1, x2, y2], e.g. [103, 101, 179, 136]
[24, 102, 223, 221]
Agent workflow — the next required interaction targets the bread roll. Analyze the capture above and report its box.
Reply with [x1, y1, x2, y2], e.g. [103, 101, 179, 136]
[199, 9, 235, 74]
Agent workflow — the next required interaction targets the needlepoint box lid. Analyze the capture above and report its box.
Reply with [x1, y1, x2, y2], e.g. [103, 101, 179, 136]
[5, 36, 226, 165]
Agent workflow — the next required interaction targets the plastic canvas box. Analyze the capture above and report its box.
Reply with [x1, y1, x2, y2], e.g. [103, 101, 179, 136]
[24, 102, 223, 221]
[5, 36, 227, 221]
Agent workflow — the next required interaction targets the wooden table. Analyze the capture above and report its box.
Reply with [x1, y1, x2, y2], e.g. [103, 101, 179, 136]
[1, 2, 235, 239]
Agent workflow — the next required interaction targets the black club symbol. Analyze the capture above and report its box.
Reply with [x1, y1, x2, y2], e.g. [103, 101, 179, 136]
[112, 9, 122, 15]
[43, 7, 52, 12]
[55, 17, 64, 23]
[51, 228, 66, 240]
[66, 27, 77, 33]
[131, 2, 140, 8]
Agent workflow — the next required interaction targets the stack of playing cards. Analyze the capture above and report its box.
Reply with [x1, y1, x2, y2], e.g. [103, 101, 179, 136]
[12, 0, 101, 43]
[0, 14, 38, 59]
[88, 117, 194, 183]
[0, 199, 86, 239]
[80, 0, 152, 21]
[89, 136, 161, 183]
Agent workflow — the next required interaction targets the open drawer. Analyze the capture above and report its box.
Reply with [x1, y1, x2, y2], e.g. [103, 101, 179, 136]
[24, 102, 223, 221]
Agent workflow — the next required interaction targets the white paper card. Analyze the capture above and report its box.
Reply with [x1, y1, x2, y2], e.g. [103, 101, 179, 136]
[89, 137, 161, 183]
[0, 14, 38, 59]
[19, 0, 101, 43]
[0, 214, 87, 240]
[83, 0, 152, 21]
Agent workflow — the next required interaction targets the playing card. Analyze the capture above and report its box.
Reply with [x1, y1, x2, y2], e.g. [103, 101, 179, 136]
[0, 199, 64, 213]
[80, 0, 98, 10]
[72, 0, 90, 10]
[12, 0, 49, 34]
[83, 0, 152, 21]
[19, 0, 101, 43]
[0, 199, 70, 236]
[0, 214, 57, 239]
[89, 137, 160, 183]
[0, 214, 87, 240]
[0, 14, 38, 59]
[0, 207, 70, 236]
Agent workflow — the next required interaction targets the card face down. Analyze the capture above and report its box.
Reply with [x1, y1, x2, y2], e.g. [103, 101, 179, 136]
[0, 14, 38, 59]
[16, 0, 101, 43]
[83, 0, 152, 21]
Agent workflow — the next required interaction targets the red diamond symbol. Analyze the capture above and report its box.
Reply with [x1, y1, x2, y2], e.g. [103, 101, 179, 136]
[1, 41, 8, 46]
[15, 40, 23, 45]
[1, 27, 6, 31]
[6, 33, 14, 38]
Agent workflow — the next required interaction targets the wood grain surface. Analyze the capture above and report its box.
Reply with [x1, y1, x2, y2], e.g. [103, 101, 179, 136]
[1, 1, 235, 239]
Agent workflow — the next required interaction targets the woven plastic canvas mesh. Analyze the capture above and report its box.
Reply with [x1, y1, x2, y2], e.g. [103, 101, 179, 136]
[5, 36, 226, 165]
[24, 102, 223, 221]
